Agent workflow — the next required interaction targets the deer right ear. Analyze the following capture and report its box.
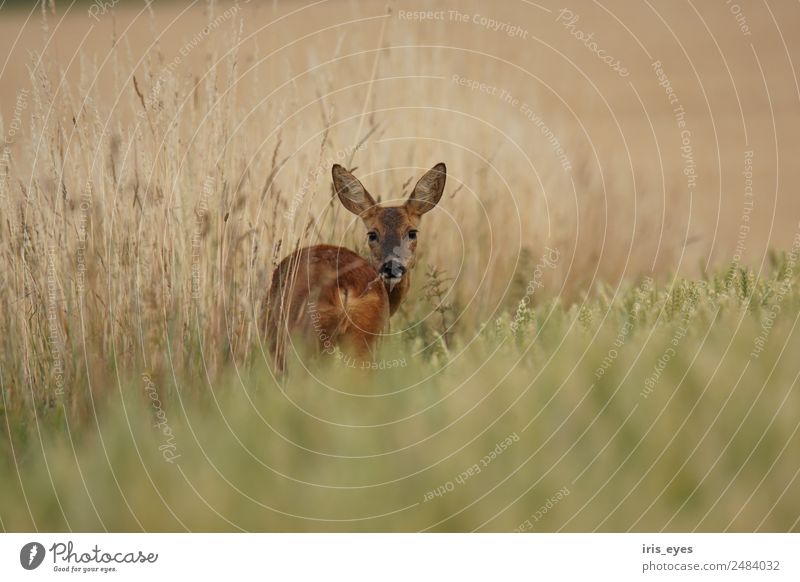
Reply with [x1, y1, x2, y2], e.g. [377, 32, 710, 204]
[332, 164, 376, 216]
[406, 162, 446, 216]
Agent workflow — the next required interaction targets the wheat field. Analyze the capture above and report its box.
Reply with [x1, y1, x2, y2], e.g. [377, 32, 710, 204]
[1, 0, 799, 532]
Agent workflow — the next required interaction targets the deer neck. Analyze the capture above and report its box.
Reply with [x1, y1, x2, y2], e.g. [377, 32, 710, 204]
[385, 274, 410, 317]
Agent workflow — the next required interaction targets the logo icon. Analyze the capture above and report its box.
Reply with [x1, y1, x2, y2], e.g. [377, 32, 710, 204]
[20, 542, 46, 570]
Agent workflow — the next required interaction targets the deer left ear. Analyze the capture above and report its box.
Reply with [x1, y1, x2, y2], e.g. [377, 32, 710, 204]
[332, 164, 377, 216]
[406, 163, 446, 216]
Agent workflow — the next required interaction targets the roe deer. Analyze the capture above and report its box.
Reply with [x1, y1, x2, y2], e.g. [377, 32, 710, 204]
[261, 163, 446, 372]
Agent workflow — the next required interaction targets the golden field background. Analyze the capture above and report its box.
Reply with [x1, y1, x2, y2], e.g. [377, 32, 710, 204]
[0, 0, 799, 532]
[3, 0, 800, 277]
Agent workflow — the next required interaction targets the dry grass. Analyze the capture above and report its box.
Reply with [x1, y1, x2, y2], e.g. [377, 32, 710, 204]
[1, 0, 799, 532]
[0, 1, 682, 414]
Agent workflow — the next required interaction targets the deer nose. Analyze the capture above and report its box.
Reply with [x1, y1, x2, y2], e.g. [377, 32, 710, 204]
[381, 260, 406, 278]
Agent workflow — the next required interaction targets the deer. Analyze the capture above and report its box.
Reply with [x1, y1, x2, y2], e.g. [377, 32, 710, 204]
[261, 163, 446, 373]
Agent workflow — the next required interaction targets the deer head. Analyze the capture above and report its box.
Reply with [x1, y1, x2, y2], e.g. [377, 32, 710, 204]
[332, 163, 446, 292]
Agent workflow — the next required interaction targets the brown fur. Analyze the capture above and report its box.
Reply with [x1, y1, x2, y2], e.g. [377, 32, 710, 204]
[261, 245, 389, 370]
[261, 164, 446, 372]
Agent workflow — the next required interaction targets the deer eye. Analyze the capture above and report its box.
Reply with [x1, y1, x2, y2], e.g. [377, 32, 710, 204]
[408, 229, 418, 240]
[367, 231, 379, 243]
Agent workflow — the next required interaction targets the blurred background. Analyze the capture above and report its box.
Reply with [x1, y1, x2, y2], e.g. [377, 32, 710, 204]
[0, 0, 799, 532]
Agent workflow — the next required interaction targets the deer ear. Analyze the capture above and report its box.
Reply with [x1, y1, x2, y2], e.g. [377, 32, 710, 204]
[406, 163, 446, 216]
[332, 164, 376, 216]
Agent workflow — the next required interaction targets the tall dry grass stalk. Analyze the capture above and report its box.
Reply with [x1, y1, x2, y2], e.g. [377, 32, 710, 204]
[0, 2, 679, 420]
